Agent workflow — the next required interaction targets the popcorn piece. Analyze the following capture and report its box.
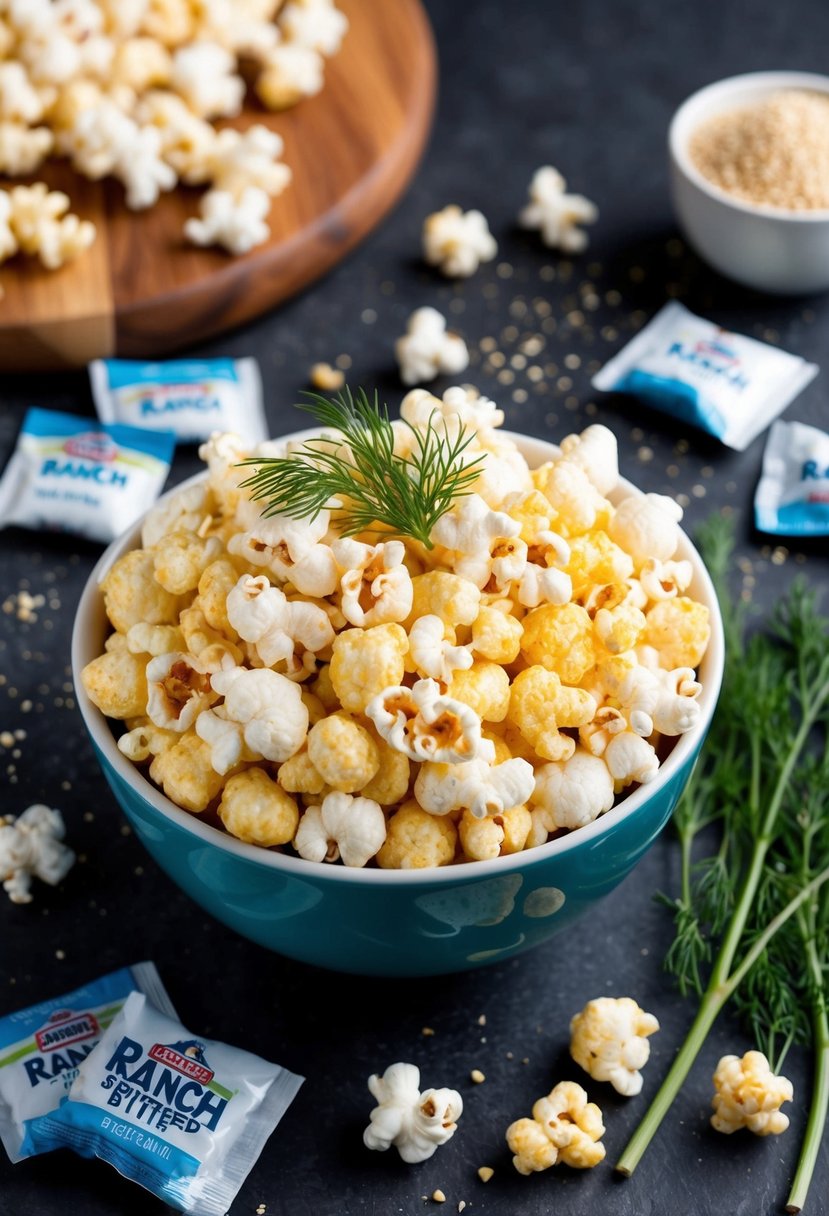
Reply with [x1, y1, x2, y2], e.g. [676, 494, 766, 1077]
[170, 41, 244, 118]
[142, 481, 208, 548]
[604, 731, 659, 789]
[651, 666, 702, 735]
[81, 648, 149, 719]
[400, 384, 505, 441]
[218, 768, 298, 846]
[334, 539, 414, 627]
[449, 660, 510, 723]
[395, 307, 470, 387]
[422, 205, 497, 278]
[136, 88, 216, 182]
[192, 0, 280, 59]
[570, 997, 660, 1096]
[115, 121, 177, 210]
[459, 804, 532, 861]
[194, 705, 252, 774]
[377, 802, 457, 869]
[0, 62, 48, 124]
[211, 665, 309, 762]
[7, 183, 95, 269]
[408, 614, 472, 683]
[431, 494, 525, 592]
[179, 606, 244, 672]
[329, 623, 408, 714]
[184, 187, 271, 255]
[507, 1080, 605, 1174]
[638, 557, 693, 602]
[532, 459, 610, 537]
[519, 166, 598, 253]
[414, 756, 535, 819]
[407, 572, 481, 631]
[140, 0, 194, 46]
[711, 1051, 793, 1136]
[306, 712, 379, 793]
[277, 747, 325, 795]
[146, 652, 217, 732]
[207, 124, 291, 198]
[226, 573, 333, 676]
[508, 667, 597, 762]
[566, 530, 633, 599]
[470, 605, 522, 664]
[360, 739, 410, 806]
[111, 37, 172, 91]
[645, 597, 711, 669]
[255, 43, 324, 110]
[532, 750, 615, 831]
[0, 123, 53, 176]
[594, 602, 647, 655]
[118, 721, 177, 762]
[126, 622, 185, 657]
[363, 1062, 462, 1162]
[520, 603, 595, 686]
[517, 533, 573, 609]
[294, 790, 385, 867]
[310, 362, 344, 392]
[149, 731, 225, 811]
[152, 530, 222, 595]
[281, 0, 348, 56]
[367, 678, 495, 765]
[559, 425, 619, 497]
[608, 493, 683, 569]
[228, 510, 337, 598]
[0, 805, 74, 905]
[197, 559, 240, 634]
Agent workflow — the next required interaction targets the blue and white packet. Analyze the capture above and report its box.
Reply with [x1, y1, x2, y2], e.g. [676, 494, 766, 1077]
[90, 357, 267, 445]
[755, 419, 829, 537]
[37, 992, 303, 1216]
[0, 408, 174, 544]
[0, 963, 175, 1164]
[592, 301, 818, 451]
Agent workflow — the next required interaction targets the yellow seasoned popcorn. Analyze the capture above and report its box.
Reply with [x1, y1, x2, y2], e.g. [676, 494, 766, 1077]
[520, 603, 595, 686]
[377, 801, 457, 869]
[329, 623, 408, 714]
[218, 768, 299, 846]
[306, 712, 379, 793]
[645, 597, 711, 669]
[88, 411, 711, 870]
[507, 1080, 605, 1174]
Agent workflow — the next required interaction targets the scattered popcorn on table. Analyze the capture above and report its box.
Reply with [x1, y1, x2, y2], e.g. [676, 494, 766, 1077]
[711, 1051, 793, 1136]
[0, 182, 95, 270]
[519, 165, 598, 253]
[363, 1062, 463, 1163]
[569, 997, 660, 1096]
[0, 805, 75, 904]
[83, 393, 711, 871]
[422, 204, 497, 278]
[395, 307, 470, 386]
[506, 1080, 605, 1173]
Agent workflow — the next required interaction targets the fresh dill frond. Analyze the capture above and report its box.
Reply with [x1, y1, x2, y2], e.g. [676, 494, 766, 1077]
[236, 387, 486, 548]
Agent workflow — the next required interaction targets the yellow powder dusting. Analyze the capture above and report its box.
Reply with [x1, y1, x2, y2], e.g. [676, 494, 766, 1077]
[689, 89, 829, 211]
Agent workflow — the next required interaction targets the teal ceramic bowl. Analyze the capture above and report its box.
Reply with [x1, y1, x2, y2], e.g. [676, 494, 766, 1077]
[72, 432, 724, 976]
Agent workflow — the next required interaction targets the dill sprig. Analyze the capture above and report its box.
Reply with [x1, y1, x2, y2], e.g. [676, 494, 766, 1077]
[237, 388, 486, 548]
[617, 517, 829, 1214]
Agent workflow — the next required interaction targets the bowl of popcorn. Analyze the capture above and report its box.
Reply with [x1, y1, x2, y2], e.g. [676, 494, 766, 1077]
[669, 71, 829, 294]
[73, 387, 723, 976]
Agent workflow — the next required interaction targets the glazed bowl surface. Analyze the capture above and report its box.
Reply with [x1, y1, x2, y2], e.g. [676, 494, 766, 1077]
[72, 430, 724, 976]
[668, 71, 829, 294]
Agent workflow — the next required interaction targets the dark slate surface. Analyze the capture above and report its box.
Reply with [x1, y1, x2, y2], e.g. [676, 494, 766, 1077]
[2, 1, 829, 1213]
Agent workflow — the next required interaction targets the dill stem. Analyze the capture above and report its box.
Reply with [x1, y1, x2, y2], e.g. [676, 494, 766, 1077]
[785, 924, 829, 1214]
[616, 863, 829, 1178]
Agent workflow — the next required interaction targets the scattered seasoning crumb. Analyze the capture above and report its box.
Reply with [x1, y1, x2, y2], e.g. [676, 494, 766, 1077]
[256, 1205, 266, 1215]
[310, 362, 345, 392]
[432, 1189, 446, 1204]
[477, 1166, 494, 1183]
[334, 353, 352, 370]
[505, 1051, 514, 1060]
[477, 1014, 486, 1026]
[458, 1203, 466, 1213]
[470, 1069, 485, 1084]
[422, 1026, 435, 1036]
[521, 1057, 529, 1065]
[0, 732, 14, 748]
[55, 949, 65, 960]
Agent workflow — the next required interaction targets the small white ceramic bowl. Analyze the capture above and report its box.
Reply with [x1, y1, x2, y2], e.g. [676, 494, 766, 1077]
[669, 71, 829, 294]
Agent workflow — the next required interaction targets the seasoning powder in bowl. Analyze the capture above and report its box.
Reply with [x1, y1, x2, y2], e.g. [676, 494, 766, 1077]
[689, 89, 829, 213]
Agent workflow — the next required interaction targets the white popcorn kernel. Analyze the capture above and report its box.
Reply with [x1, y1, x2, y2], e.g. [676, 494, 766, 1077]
[195, 705, 251, 775]
[414, 756, 535, 819]
[570, 997, 660, 1096]
[8, 182, 96, 269]
[532, 750, 615, 831]
[255, 43, 324, 110]
[0, 122, 53, 175]
[651, 666, 702, 735]
[604, 731, 659, 789]
[141, 482, 208, 548]
[639, 557, 693, 602]
[0, 805, 75, 905]
[184, 187, 271, 255]
[0, 190, 18, 261]
[400, 384, 505, 437]
[519, 165, 598, 253]
[226, 573, 334, 676]
[211, 665, 308, 762]
[363, 1062, 463, 1163]
[430, 493, 525, 592]
[294, 791, 386, 868]
[334, 538, 414, 627]
[170, 41, 244, 118]
[608, 493, 683, 568]
[422, 205, 497, 278]
[395, 307, 470, 387]
[146, 652, 217, 732]
[116, 122, 176, 210]
[281, 0, 348, 56]
[0, 62, 49, 124]
[366, 677, 495, 765]
[408, 614, 473, 683]
[559, 425, 619, 496]
[207, 124, 292, 199]
[228, 511, 338, 597]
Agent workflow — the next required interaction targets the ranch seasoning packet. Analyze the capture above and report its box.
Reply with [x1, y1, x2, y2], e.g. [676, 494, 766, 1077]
[30, 991, 303, 1215]
[0, 408, 175, 544]
[755, 419, 829, 536]
[592, 301, 818, 451]
[0, 963, 175, 1164]
[89, 356, 267, 445]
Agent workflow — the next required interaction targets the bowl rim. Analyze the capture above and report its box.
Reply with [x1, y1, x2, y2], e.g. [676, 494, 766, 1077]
[72, 427, 725, 886]
[669, 70, 829, 223]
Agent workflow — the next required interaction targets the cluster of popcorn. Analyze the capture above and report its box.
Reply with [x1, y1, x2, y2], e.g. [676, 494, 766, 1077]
[0, 804, 75, 904]
[0, 0, 347, 256]
[0, 181, 95, 274]
[82, 393, 711, 869]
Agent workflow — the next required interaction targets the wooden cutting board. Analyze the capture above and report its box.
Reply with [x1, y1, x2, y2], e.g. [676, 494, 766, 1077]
[0, 0, 435, 371]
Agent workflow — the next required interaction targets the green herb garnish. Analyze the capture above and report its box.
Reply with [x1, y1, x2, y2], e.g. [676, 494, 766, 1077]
[238, 388, 486, 548]
[617, 516, 829, 1216]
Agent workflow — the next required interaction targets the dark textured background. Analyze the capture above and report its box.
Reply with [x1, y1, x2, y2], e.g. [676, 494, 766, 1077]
[2, 1, 829, 1213]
